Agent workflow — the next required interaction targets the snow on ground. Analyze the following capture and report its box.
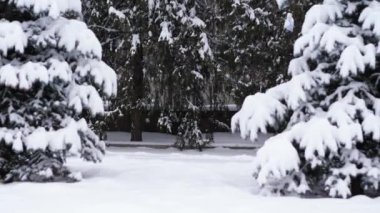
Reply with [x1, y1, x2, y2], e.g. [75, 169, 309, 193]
[1, 148, 380, 213]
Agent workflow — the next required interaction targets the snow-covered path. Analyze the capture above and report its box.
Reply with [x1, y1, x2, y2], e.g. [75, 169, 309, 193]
[1, 149, 379, 213]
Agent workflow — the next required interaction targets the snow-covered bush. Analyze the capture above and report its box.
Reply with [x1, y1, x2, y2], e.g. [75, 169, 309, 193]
[232, 0, 380, 198]
[158, 111, 212, 151]
[174, 112, 212, 151]
[0, 0, 116, 182]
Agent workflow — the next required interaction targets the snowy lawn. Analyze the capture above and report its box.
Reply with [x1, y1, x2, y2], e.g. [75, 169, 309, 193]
[1, 148, 380, 213]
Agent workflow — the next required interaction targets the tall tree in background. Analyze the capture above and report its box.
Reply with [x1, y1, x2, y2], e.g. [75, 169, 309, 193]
[125, 1, 148, 142]
[152, 0, 215, 150]
[0, 0, 116, 182]
[214, 0, 314, 105]
[84, 0, 150, 141]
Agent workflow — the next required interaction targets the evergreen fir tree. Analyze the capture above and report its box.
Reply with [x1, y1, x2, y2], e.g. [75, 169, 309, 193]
[232, 0, 380, 198]
[153, 0, 214, 150]
[0, 0, 116, 182]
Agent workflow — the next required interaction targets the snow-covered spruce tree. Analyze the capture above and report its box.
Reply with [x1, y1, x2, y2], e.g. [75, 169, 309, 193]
[232, 0, 380, 198]
[0, 0, 117, 182]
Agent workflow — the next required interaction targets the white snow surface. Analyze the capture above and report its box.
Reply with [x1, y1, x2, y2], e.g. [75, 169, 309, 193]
[1, 149, 380, 213]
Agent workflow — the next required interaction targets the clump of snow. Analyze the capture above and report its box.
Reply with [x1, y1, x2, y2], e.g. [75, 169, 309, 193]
[301, 4, 342, 34]
[0, 57, 116, 97]
[0, 62, 48, 90]
[47, 58, 72, 82]
[37, 168, 53, 179]
[198, 33, 213, 60]
[284, 13, 294, 32]
[337, 44, 376, 78]
[294, 23, 330, 56]
[130, 34, 140, 55]
[57, 19, 102, 58]
[359, 1, 380, 37]
[191, 70, 204, 80]
[253, 132, 300, 185]
[187, 7, 206, 27]
[68, 85, 105, 116]
[0, 118, 102, 161]
[158, 21, 173, 44]
[189, 16, 206, 28]
[109, 6, 126, 19]
[292, 117, 338, 166]
[30, 17, 102, 58]
[8, 0, 82, 18]
[0, 21, 27, 56]
[75, 60, 117, 97]
[362, 111, 380, 141]
[288, 57, 309, 76]
[326, 177, 352, 198]
[23, 118, 100, 158]
[276, 0, 288, 9]
[232, 93, 286, 141]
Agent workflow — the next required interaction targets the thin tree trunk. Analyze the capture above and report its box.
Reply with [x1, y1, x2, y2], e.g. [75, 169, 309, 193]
[130, 43, 144, 142]
[350, 175, 364, 196]
[130, 109, 143, 141]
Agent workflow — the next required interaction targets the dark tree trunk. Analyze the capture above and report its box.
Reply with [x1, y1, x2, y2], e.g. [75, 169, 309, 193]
[130, 44, 144, 142]
[350, 175, 364, 196]
[130, 109, 143, 141]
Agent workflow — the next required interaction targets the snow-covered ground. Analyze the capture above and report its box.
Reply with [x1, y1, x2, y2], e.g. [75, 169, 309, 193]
[1, 148, 379, 213]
